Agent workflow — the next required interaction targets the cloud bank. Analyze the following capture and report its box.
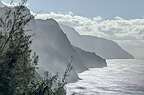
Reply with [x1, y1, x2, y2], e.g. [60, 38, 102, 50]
[35, 12, 144, 40]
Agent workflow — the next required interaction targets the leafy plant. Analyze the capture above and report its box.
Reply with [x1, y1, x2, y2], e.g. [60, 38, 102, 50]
[0, 0, 72, 95]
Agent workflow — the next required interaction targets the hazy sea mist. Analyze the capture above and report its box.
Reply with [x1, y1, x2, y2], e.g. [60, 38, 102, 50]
[66, 59, 144, 95]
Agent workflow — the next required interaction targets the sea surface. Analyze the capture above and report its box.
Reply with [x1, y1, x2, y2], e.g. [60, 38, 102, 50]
[66, 59, 144, 95]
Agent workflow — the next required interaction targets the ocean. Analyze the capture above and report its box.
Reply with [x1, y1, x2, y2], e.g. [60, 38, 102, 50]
[66, 59, 144, 95]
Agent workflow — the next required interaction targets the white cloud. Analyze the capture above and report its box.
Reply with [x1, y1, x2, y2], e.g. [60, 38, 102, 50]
[35, 12, 144, 40]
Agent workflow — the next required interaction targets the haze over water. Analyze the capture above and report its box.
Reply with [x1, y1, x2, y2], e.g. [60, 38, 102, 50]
[66, 59, 144, 95]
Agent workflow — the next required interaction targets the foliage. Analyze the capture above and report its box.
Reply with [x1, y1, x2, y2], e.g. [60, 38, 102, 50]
[29, 63, 72, 95]
[0, 2, 37, 95]
[0, 1, 72, 95]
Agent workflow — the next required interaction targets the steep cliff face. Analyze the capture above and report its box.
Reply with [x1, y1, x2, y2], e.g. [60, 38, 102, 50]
[28, 19, 84, 82]
[27, 19, 107, 82]
[61, 24, 134, 59]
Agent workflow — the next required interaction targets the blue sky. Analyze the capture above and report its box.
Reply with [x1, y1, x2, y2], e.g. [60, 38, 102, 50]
[2, 0, 144, 19]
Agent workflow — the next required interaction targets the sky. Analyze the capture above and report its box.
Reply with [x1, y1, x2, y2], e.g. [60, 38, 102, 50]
[2, 0, 144, 41]
[2, 0, 144, 40]
[29, 0, 144, 19]
[1, 0, 144, 58]
[2, 0, 144, 19]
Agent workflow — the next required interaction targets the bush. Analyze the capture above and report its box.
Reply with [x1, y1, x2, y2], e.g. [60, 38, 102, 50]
[29, 63, 72, 95]
[0, 1, 72, 95]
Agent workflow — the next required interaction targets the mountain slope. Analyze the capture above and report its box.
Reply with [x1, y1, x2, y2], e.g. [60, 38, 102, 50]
[27, 19, 107, 82]
[115, 40, 144, 59]
[28, 19, 85, 82]
[60, 24, 134, 59]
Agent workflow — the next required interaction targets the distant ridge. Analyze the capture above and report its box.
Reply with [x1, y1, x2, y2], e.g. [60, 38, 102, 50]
[60, 24, 134, 59]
